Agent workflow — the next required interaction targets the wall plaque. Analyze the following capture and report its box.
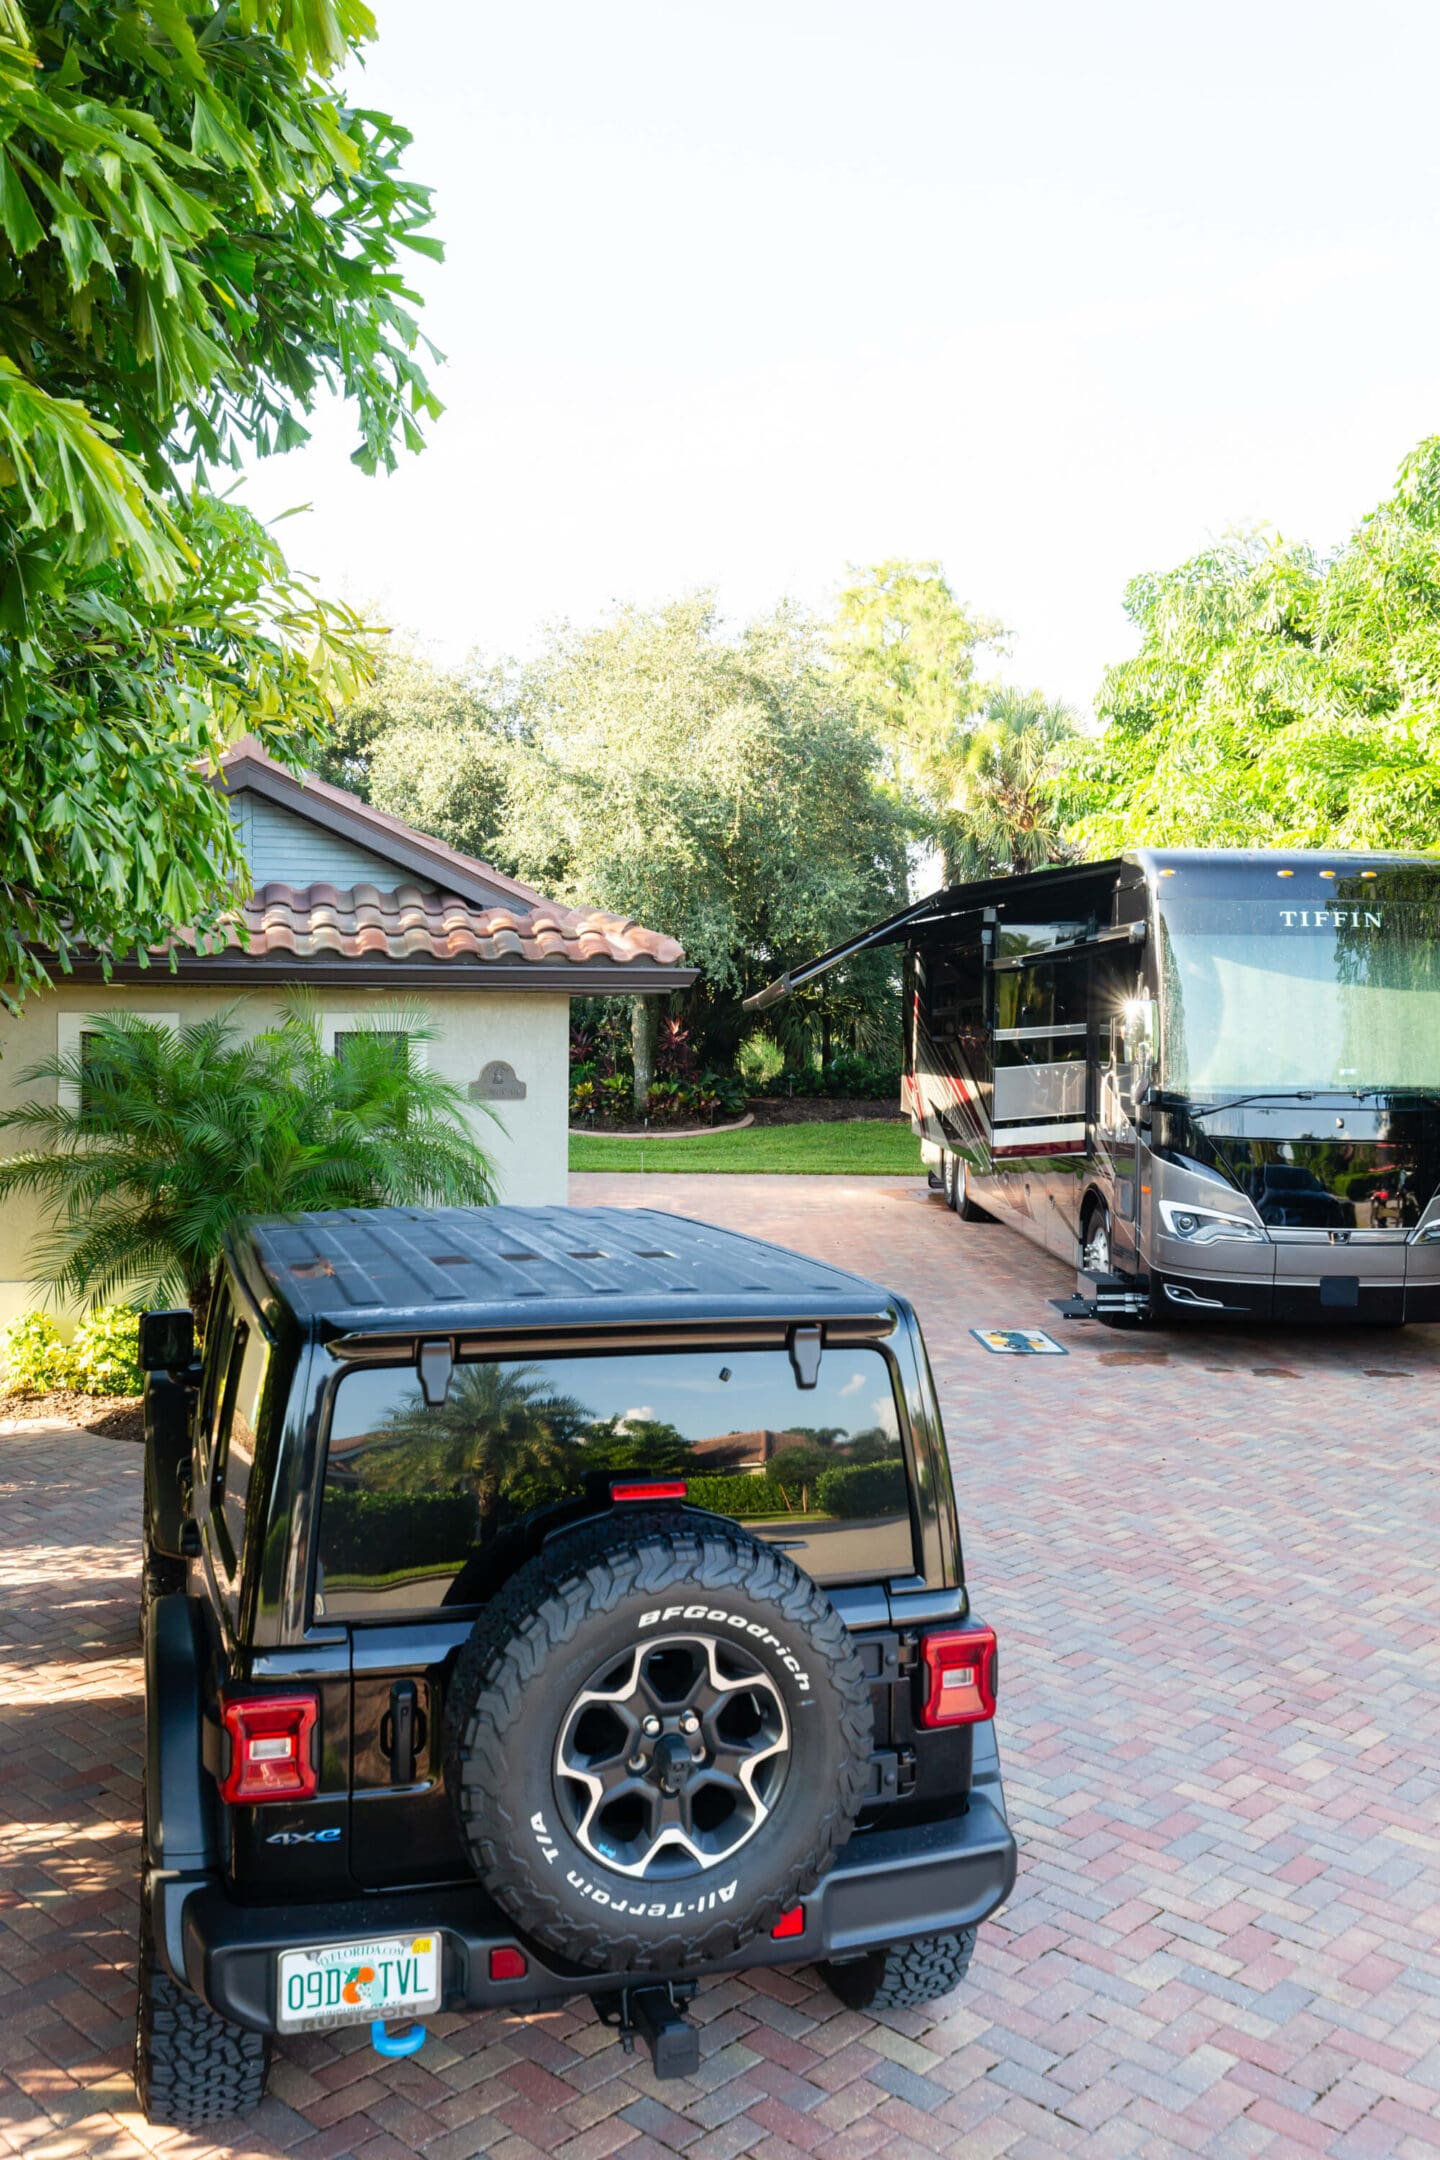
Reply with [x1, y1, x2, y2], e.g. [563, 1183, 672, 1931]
[469, 1059, 526, 1102]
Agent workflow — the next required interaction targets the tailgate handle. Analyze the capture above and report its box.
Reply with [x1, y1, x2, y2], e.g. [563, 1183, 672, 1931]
[381, 1681, 422, 1785]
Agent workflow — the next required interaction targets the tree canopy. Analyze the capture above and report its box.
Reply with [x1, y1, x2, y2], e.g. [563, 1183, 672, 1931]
[831, 558, 1002, 870]
[335, 595, 910, 1068]
[831, 561, 1080, 882]
[312, 638, 515, 866]
[0, 0, 440, 1011]
[1061, 438, 1440, 855]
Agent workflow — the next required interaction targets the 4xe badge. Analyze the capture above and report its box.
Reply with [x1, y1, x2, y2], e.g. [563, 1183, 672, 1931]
[266, 1826, 342, 1846]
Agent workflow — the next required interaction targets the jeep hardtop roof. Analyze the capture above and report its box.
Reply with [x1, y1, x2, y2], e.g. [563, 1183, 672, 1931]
[233, 1206, 901, 1339]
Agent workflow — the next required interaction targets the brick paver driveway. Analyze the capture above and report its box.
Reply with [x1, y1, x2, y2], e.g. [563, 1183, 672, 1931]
[4, 1173, 1440, 2159]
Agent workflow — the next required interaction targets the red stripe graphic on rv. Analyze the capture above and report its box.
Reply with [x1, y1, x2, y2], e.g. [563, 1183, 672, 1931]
[912, 1020, 987, 1147]
[990, 1136, 1087, 1160]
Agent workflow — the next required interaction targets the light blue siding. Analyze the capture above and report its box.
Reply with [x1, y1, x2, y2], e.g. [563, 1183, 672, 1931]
[229, 791, 437, 892]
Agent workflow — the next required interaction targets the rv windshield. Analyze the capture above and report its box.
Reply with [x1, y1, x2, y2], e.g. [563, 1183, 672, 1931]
[1156, 873, 1440, 1096]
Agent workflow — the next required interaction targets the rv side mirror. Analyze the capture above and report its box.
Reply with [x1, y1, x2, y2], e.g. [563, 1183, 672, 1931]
[139, 1308, 195, 1373]
[1117, 1077, 1153, 1129]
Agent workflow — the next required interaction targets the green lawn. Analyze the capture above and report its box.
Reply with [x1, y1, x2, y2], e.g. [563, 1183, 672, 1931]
[569, 1120, 924, 1175]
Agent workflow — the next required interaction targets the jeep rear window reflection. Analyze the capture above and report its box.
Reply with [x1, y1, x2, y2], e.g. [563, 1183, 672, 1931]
[315, 1349, 916, 1619]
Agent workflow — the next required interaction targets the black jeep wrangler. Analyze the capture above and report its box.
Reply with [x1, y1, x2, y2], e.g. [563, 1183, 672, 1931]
[136, 1205, 1015, 2124]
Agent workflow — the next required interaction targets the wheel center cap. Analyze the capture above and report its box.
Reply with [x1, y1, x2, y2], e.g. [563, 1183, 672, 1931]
[652, 1731, 699, 1792]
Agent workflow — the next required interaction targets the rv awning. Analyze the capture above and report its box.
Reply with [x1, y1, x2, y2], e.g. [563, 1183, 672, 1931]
[742, 889, 977, 1012]
[743, 858, 1128, 1011]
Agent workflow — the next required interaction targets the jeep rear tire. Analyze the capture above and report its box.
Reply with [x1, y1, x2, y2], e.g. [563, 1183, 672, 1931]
[444, 1516, 873, 1974]
[820, 1926, 977, 2009]
[134, 1884, 269, 2125]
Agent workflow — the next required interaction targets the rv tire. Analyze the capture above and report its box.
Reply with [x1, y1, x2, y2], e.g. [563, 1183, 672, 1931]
[948, 1152, 992, 1223]
[1081, 1201, 1153, 1329]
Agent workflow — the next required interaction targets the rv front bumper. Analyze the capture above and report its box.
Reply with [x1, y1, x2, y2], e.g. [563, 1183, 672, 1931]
[1158, 1267, 1415, 1323]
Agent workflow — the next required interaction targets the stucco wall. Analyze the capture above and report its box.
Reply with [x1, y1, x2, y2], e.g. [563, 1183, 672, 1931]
[0, 983, 570, 1332]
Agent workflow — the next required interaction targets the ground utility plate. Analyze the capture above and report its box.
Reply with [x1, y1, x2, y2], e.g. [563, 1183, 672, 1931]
[970, 1328, 1067, 1356]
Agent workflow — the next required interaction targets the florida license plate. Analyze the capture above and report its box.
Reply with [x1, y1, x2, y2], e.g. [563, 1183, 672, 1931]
[277, 1934, 442, 2032]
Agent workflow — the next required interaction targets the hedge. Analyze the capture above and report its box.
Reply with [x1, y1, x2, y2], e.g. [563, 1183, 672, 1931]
[685, 1473, 808, 1518]
[319, 1459, 912, 1579]
[321, 1489, 476, 1574]
[813, 1459, 906, 1518]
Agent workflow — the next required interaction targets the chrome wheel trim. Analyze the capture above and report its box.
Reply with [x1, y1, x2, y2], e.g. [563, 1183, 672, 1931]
[554, 1634, 790, 1880]
[1082, 1210, 1112, 1274]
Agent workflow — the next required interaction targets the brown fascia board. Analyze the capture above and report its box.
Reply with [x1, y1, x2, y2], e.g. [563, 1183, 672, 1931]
[215, 750, 545, 913]
[54, 955, 698, 994]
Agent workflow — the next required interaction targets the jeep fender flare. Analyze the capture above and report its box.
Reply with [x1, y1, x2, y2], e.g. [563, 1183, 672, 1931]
[144, 1594, 219, 1982]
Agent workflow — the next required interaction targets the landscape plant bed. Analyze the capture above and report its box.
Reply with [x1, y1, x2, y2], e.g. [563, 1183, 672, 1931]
[569, 1113, 756, 1139]
[746, 1097, 901, 1125]
[0, 1390, 144, 1442]
[570, 1119, 924, 1175]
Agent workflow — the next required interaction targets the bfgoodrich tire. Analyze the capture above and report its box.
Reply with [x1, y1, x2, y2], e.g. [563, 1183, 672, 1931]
[134, 1885, 269, 2125]
[820, 1926, 977, 2010]
[444, 1516, 874, 1974]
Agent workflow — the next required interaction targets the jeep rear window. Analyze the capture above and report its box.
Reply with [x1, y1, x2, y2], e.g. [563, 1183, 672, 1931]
[315, 1347, 916, 1620]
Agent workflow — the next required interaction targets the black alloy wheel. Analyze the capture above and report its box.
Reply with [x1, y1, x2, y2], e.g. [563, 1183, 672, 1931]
[557, 1633, 790, 1877]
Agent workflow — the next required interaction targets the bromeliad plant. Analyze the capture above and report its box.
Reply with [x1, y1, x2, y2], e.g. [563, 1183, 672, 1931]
[0, 1004, 495, 1329]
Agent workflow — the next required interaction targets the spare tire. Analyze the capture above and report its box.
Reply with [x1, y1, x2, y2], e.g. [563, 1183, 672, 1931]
[443, 1514, 874, 1973]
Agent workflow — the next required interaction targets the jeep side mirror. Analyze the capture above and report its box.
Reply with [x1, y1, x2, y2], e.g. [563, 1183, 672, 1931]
[139, 1308, 195, 1373]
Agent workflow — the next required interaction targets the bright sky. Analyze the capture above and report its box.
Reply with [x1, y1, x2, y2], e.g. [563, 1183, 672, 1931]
[241, 0, 1440, 715]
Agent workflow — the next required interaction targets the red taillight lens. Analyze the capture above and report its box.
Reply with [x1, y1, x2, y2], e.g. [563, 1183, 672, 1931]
[611, 1480, 688, 1503]
[771, 1905, 805, 1941]
[918, 1625, 997, 1728]
[218, 1693, 319, 1804]
[489, 1946, 528, 1981]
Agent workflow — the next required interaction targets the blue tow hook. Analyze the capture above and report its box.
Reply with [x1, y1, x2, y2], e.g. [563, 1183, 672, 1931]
[370, 2018, 427, 2058]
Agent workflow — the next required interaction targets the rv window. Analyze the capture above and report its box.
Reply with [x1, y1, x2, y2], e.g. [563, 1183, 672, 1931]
[995, 963, 1087, 1035]
[918, 948, 983, 1043]
[997, 921, 1088, 960]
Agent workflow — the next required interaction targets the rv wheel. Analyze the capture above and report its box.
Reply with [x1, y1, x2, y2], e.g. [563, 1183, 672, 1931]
[1081, 1203, 1153, 1330]
[948, 1153, 992, 1223]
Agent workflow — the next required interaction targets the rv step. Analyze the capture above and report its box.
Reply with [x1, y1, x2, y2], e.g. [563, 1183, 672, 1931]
[1053, 1270, 1152, 1322]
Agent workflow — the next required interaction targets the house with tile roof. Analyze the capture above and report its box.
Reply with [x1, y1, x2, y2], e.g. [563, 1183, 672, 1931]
[0, 738, 694, 1328]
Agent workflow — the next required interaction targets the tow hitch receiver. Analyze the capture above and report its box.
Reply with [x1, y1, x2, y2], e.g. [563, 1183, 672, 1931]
[592, 1981, 700, 2079]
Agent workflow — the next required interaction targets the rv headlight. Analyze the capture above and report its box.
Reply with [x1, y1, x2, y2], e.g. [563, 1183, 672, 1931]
[1158, 1199, 1265, 1245]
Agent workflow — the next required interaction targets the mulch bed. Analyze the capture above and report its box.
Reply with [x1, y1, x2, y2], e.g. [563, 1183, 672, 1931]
[0, 1389, 144, 1443]
[580, 1099, 903, 1136]
[745, 1097, 901, 1125]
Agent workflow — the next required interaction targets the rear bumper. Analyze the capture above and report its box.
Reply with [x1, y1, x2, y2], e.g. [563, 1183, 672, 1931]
[160, 1792, 1016, 2034]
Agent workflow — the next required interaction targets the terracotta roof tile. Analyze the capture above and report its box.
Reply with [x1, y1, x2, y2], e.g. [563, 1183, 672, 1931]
[183, 882, 687, 972]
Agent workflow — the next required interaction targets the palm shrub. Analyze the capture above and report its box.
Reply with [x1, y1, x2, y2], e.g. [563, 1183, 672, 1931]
[0, 1004, 496, 1329]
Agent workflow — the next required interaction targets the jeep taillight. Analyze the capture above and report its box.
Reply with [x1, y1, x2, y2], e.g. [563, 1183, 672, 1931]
[918, 1625, 997, 1728]
[219, 1693, 319, 1804]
